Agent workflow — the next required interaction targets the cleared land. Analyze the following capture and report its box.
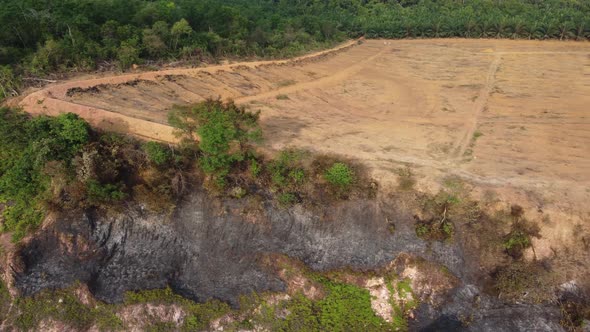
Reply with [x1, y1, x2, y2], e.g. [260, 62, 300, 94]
[19, 39, 590, 237]
[21, 39, 590, 182]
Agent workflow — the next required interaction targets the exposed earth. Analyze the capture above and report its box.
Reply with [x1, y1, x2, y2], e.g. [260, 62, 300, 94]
[10, 39, 590, 330]
[19, 38, 590, 262]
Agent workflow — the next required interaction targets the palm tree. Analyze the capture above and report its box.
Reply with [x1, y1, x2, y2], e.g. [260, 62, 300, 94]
[491, 18, 509, 38]
[534, 20, 558, 39]
[510, 19, 527, 39]
[402, 20, 416, 38]
[557, 21, 574, 40]
[478, 20, 493, 38]
[572, 22, 586, 40]
[464, 18, 478, 38]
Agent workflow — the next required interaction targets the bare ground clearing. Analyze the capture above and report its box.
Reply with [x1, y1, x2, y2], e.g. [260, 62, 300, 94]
[18, 39, 590, 273]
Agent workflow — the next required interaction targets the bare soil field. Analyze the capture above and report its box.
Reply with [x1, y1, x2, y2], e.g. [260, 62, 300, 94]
[19, 39, 590, 270]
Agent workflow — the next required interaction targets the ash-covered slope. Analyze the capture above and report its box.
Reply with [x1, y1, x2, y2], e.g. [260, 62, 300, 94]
[11, 190, 566, 331]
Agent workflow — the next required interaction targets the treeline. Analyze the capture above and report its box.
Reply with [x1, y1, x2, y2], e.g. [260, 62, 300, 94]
[1, 0, 589, 100]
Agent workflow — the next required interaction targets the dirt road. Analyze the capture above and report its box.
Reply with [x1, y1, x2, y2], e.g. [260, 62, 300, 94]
[18, 39, 361, 143]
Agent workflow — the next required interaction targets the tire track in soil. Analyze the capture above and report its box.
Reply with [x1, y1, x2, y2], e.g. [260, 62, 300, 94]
[235, 45, 392, 104]
[452, 55, 501, 159]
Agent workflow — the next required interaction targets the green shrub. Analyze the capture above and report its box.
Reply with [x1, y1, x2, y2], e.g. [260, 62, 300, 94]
[14, 287, 122, 331]
[86, 180, 127, 204]
[503, 230, 532, 258]
[144, 141, 172, 166]
[0, 109, 89, 241]
[268, 150, 306, 190]
[278, 192, 297, 206]
[117, 40, 140, 70]
[0, 278, 11, 323]
[324, 162, 354, 189]
[125, 287, 230, 331]
[0, 65, 20, 101]
[316, 280, 388, 331]
[289, 168, 305, 184]
[250, 159, 261, 178]
[415, 218, 454, 242]
[168, 99, 261, 187]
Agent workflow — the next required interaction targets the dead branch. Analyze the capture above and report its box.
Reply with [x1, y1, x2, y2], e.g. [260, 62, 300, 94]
[438, 206, 447, 226]
[22, 77, 57, 83]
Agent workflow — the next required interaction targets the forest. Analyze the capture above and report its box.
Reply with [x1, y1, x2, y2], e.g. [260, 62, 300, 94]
[1, 0, 589, 100]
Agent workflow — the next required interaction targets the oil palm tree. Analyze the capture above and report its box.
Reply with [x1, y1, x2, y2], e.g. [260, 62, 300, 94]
[557, 21, 574, 40]
[464, 18, 478, 38]
[510, 19, 527, 39]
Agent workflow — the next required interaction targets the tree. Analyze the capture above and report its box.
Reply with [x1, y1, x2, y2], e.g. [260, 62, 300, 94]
[55, 113, 90, 150]
[171, 18, 193, 50]
[0, 109, 90, 241]
[142, 29, 167, 57]
[168, 99, 261, 184]
[117, 40, 140, 70]
[0, 66, 19, 101]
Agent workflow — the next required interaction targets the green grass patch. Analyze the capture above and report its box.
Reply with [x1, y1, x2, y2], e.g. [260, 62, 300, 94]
[324, 162, 354, 193]
[13, 287, 122, 331]
[124, 287, 231, 331]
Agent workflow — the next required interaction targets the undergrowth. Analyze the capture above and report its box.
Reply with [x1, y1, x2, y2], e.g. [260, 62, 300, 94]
[0, 100, 375, 242]
[125, 287, 231, 331]
[13, 286, 122, 331]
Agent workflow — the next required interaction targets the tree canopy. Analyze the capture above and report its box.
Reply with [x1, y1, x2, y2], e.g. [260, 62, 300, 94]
[0, 0, 588, 86]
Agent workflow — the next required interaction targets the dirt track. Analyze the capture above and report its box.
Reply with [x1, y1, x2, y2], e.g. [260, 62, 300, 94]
[18, 39, 590, 261]
[18, 39, 361, 142]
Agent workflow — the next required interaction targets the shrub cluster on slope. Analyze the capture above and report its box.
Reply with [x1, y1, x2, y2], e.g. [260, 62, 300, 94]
[168, 99, 373, 203]
[0, 108, 90, 241]
[0, 101, 367, 242]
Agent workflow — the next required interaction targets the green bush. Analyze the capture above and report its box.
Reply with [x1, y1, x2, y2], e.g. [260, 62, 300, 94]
[250, 158, 261, 178]
[415, 219, 455, 242]
[125, 287, 231, 331]
[0, 65, 19, 101]
[14, 287, 122, 331]
[117, 40, 140, 70]
[316, 280, 388, 331]
[324, 163, 354, 189]
[168, 99, 261, 186]
[503, 230, 532, 258]
[268, 150, 306, 190]
[144, 141, 172, 166]
[248, 279, 392, 331]
[86, 180, 127, 204]
[0, 109, 89, 241]
[278, 192, 297, 206]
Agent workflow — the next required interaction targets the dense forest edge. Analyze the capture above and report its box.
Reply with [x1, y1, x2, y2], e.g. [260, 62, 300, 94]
[1, 0, 590, 102]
